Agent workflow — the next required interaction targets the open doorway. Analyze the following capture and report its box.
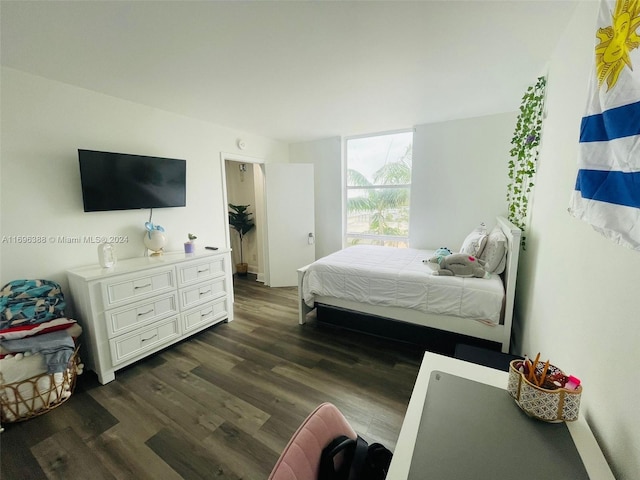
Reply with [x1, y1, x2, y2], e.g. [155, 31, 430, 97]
[221, 153, 267, 283]
[221, 154, 316, 288]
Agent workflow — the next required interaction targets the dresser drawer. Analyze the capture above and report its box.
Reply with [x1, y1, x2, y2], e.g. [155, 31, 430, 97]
[177, 257, 225, 286]
[109, 316, 181, 366]
[102, 267, 175, 308]
[179, 277, 227, 310]
[67, 250, 233, 384]
[105, 293, 178, 338]
[182, 297, 228, 334]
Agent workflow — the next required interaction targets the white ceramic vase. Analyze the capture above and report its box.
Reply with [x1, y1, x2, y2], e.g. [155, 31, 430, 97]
[143, 230, 167, 255]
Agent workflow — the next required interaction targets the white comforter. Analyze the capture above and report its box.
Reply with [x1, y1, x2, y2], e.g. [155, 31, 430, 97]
[302, 245, 504, 324]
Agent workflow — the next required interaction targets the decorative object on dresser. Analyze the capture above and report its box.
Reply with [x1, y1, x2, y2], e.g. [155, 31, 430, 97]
[184, 233, 197, 254]
[0, 279, 83, 423]
[228, 203, 255, 277]
[143, 221, 167, 256]
[67, 249, 233, 384]
[97, 241, 117, 268]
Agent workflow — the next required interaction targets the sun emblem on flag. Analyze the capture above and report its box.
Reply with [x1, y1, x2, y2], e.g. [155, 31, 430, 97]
[595, 0, 640, 90]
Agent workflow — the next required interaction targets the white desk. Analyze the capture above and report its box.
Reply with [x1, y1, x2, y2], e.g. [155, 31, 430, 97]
[387, 352, 614, 479]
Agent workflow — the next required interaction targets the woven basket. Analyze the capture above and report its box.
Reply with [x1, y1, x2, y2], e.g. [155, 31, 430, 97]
[0, 349, 81, 423]
[507, 359, 582, 422]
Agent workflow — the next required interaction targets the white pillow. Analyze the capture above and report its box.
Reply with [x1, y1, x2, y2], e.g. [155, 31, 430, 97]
[480, 226, 508, 274]
[460, 224, 488, 257]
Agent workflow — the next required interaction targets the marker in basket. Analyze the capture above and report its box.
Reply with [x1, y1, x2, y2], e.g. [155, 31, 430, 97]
[538, 359, 550, 387]
[565, 375, 581, 390]
[529, 352, 540, 383]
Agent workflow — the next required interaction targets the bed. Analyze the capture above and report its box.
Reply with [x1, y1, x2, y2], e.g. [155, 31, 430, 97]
[297, 217, 521, 353]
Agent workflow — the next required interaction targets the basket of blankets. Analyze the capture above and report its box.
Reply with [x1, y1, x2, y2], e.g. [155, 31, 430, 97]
[0, 279, 83, 424]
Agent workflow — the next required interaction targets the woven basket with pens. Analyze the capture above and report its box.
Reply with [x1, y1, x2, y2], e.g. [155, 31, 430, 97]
[507, 357, 582, 422]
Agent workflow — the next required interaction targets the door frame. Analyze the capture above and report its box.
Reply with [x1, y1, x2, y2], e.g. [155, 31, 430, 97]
[220, 152, 268, 283]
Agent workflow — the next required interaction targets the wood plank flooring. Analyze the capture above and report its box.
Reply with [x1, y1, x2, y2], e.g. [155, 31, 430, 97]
[1, 275, 424, 479]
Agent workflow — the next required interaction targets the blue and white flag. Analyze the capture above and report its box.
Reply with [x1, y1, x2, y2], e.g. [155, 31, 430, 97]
[568, 0, 640, 249]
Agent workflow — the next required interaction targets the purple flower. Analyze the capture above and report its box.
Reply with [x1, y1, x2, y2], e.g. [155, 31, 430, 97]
[525, 134, 537, 145]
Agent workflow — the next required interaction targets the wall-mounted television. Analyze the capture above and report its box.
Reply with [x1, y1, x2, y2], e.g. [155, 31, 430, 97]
[78, 149, 186, 212]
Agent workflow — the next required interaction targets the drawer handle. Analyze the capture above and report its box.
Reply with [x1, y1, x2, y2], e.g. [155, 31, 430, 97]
[134, 284, 152, 290]
[201, 310, 213, 317]
[137, 309, 154, 317]
[199, 289, 211, 296]
[197, 268, 209, 274]
[141, 333, 157, 343]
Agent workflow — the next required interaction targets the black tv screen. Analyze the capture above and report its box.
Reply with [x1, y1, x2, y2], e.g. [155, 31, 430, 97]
[78, 149, 186, 212]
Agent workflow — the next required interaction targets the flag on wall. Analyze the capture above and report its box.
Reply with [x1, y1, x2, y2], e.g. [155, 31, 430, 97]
[568, 0, 640, 249]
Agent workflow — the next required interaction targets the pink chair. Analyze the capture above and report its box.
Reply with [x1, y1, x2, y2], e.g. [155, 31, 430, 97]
[268, 402, 357, 480]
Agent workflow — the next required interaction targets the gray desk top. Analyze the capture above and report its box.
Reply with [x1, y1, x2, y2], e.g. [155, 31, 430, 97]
[408, 371, 589, 479]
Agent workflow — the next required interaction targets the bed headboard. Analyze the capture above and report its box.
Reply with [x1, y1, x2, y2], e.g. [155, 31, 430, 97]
[495, 216, 521, 341]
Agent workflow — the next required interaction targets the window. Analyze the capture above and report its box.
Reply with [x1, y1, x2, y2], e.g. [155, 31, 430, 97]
[344, 130, 413, 247]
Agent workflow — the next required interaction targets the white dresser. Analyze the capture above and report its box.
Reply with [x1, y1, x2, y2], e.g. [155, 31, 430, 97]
[67, 249, 233, 384]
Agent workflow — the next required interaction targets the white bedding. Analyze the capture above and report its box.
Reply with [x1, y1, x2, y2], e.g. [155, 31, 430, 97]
[302, 245, 505, 324]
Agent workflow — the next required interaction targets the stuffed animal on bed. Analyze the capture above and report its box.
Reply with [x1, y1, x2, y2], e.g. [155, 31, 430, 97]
[428, 253, 489, 278]
[423, 247, 452, 265]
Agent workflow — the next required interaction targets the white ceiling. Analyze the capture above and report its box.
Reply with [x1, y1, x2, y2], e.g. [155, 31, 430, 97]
[1, 1, 581, 144]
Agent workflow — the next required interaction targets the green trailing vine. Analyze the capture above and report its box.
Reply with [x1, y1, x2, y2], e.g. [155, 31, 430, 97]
[507, 75, 547, 249]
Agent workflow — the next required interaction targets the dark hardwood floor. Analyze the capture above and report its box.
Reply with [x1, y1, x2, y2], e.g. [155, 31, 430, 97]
[1, 275, 424, 479]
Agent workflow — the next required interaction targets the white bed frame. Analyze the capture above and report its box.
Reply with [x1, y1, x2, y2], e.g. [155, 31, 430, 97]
[297, 216, 521, 353]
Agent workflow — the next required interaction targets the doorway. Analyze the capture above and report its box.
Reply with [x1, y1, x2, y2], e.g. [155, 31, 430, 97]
[221, 153, 316, 288]
[221, 153, 267, 283]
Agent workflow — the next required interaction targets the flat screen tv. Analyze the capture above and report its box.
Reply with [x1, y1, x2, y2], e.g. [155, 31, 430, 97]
[78, 149, 186, 212]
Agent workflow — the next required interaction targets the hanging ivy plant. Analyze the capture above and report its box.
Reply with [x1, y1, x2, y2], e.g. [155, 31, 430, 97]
[507, 75, 547, 249]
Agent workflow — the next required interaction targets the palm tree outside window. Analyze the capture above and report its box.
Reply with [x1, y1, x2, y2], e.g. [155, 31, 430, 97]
[345, 130, 413, 247]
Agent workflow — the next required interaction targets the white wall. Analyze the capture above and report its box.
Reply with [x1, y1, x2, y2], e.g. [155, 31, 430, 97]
[410, 113, 516, 248]
[289, 137, 342, 259]
[294, 114, 515, 257]
[0, 67, 289, 297]
[516, 3, 639, 479]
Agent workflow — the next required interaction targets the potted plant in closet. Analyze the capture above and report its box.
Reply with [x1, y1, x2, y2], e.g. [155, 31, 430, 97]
[228, 204, 255, 276]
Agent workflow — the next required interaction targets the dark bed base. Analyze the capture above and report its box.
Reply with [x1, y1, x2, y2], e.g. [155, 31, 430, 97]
[316, 304, 502, 357]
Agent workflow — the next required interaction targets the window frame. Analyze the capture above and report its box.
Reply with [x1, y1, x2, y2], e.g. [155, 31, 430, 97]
[342, 128, 414, 248]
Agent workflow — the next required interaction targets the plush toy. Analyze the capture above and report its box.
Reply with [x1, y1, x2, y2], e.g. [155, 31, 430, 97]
[429, 253, 489, 278]
[424, 247, 452, 265]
